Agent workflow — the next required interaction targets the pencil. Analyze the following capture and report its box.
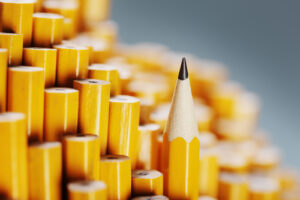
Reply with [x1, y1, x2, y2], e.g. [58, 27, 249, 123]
[63, 134, 100, 182]
[161, 58, 200, 200]
[74, 79, 111, 155]
[88, 64, 121, 96]
[107, 95, 140, 168]
[218, 172, 249, 200]
[136, 124, 161, 170]
[7, 66, 45, 142]
[0, 112, 28, 199]
[0, 33, 23, 66]
[44, 88, 79, 141]
[23, 47, 57, 87]
[249, 176, 280, 200]
[0, 0, 34, 46]
[42, 1, 79, 39]
[198, 133, 219, 197]
[32, 13, 64, 47]
[67, 180, 107, 200]
[28, 142, 62, 200]
[131, 170, 163, 196]
[55, 44, 89, 87]
[99, 155, 131, 200]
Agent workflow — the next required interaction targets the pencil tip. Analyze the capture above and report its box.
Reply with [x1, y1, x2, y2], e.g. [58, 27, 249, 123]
[178, 57, 188, 80]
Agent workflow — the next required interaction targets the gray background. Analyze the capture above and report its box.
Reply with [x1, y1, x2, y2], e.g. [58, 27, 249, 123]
[111, 0, 300, 168]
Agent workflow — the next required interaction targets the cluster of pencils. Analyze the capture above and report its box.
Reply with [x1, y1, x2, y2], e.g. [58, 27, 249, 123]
[0, 0, 299, 200]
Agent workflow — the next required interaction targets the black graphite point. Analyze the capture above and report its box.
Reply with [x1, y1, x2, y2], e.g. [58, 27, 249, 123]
[178, 57, 188, 80]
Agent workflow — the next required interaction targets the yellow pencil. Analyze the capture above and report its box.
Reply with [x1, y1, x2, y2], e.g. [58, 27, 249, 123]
[0, 33, 23, 66]
[74, 79, 110, 155]
[28, 142, 62, 200]
[0, 112, 28, 199]
[55, 44, 89, 87]
[0, 0, 34, 46]
[161, 58, 199, 200]
[249, 176, 280, 200]
[99, 155, 131, 200]
[132, 170, 163, 196]
[88, 64, 121, 96]
[7, 66, 44, 142]
[63, 134, 100, 182]
[198, 133, 219, 197]
[218, 172, 249, 200]
[108, 95, 140, 168]
[23, 47, 57, 87]
[32, 12, 63, 47]
[44, 88, 79, 141]
[68, 181, 107, 200]
[136, 124, 161, 170]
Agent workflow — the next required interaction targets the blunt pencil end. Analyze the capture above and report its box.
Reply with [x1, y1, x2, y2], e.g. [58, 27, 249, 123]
[178, 57, 188, 80]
